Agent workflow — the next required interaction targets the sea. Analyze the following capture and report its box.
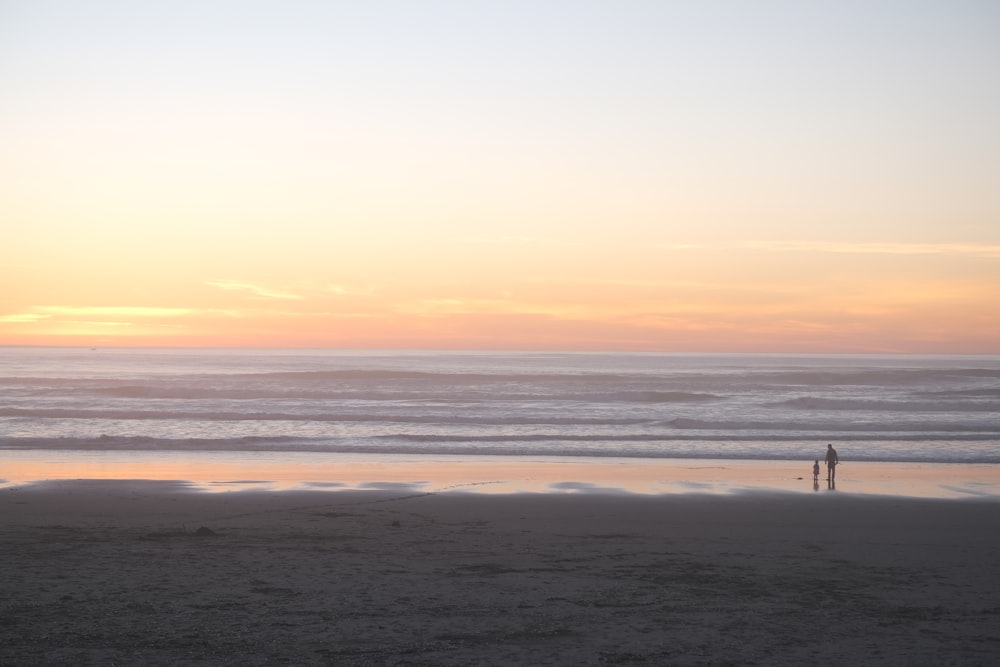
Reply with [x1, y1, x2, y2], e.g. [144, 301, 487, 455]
[1, 347, 999, 465]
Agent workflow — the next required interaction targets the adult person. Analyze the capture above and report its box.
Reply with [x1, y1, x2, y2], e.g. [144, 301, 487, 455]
[824, 444, 839, 481]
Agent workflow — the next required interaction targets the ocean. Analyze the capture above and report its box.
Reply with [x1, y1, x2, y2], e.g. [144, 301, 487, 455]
[2, 347, 999, 465]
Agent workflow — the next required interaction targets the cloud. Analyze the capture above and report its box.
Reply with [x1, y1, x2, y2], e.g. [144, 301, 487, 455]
[36, 306, 194, 317]
[654, 241, 1000, 259]
[205, 281, 305, 300]
[0, 306, 202, 339]
[458, 236, 585, 248]
[326, 284, 376, 296]
[1, 306, 239, 331]
[741, 241, 1000, 258]
[657, 243, 704, 250]
[392, 296, 613, 321]
[0, 313, 51, 323]
[461, 236, 542, 245]
[65, 320, 134, 327]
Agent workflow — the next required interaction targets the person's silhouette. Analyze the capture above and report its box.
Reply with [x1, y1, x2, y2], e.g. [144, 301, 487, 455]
[824, 444, 839, 481]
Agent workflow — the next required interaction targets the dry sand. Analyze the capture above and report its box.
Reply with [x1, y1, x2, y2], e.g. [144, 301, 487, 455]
[2, 481, 999, 666]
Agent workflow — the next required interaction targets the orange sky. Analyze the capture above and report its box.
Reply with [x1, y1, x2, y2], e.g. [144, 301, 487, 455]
[3, 2, 999, 353]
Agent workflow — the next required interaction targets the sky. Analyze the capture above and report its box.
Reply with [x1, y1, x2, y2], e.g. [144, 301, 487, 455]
[2, 0, 999, 353]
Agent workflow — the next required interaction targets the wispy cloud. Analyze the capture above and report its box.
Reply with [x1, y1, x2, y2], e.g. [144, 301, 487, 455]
[0, 306, 238, 328]
[205, 281, 305, 300]
[36, 306, 194, 317]
[0, 306, 199, 332]
[740, 241, 1000, 258]
[326, 284, 376, 296]
[65, 320, 134, 327]
[458, 236, 586, 248]
[393, 297, 552, 317]
[659, 241, 1000, 258]
[0, 313, 51, 323]
[392, 296, 615, 321]
[461, 236, 542, 245]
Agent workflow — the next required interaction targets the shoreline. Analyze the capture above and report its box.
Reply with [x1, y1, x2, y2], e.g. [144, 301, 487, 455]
[2, 450, 999, 499]
[2, 482, 998, 664]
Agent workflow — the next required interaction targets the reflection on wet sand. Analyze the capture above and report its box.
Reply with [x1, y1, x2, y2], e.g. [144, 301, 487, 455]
[2, 451, 999, 499]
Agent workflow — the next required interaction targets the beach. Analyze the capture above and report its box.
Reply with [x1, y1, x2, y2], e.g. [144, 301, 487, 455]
[4, 451, 1000, 499]
[2, 476, 999, 666]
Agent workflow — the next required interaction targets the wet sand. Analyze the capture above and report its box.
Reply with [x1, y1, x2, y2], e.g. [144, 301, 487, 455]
[3, 451, 1000, 498]
[2, 480, 998, 665]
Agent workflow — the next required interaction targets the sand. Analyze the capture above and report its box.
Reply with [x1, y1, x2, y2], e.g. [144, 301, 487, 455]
[4, 451, 1000, 498]
[2, 480, 999, 666]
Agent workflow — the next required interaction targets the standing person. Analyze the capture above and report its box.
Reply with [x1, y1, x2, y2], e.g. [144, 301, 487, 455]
[812, 460, 820, 482]
[824, 444, 839, 481]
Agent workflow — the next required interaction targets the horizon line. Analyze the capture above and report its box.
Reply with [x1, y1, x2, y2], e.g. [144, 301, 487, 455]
[2, 344, 998, 358]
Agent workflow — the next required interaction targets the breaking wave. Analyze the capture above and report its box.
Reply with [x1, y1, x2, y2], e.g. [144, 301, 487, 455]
[2, 434, 997, 464]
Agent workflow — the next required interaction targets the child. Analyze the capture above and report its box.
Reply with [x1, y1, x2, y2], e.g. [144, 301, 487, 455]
[812, 460, 820, 481]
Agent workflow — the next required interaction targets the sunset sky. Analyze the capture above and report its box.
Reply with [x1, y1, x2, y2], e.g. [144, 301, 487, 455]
[3, 1, 999, 352]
